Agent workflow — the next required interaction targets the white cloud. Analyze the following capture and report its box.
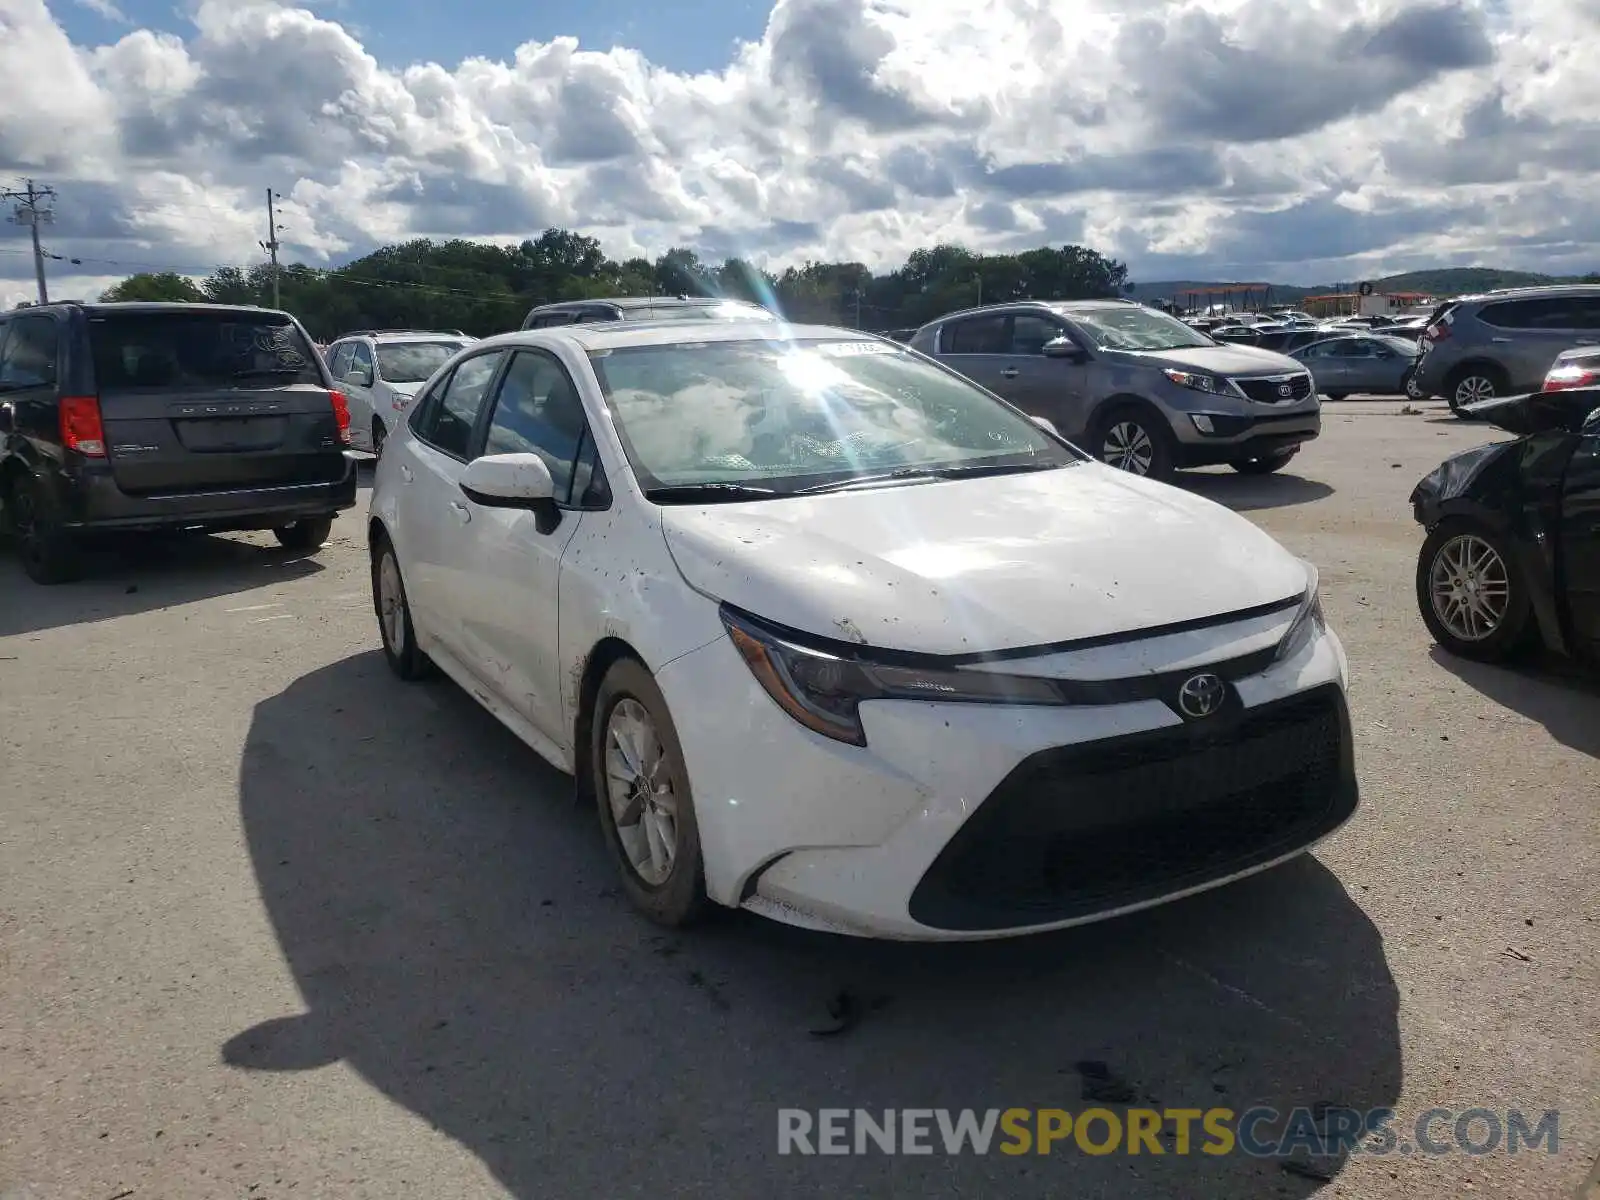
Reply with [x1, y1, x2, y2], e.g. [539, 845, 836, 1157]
[1, 0, 1598, 302]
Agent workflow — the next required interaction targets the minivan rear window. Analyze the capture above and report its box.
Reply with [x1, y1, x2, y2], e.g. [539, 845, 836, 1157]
[89, 312, 323, 390]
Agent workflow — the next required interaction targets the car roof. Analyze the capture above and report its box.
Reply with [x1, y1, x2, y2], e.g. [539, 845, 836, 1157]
[914, 299, 1140, 329]
[530, 296, 761, 312]
[59, 301, 292, 318]
[1457, 284, 1600, 303]
[334, 329, 471, 342]
[475, 319, 878, 353]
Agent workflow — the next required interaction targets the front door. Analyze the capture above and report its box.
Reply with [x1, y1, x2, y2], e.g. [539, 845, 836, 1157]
[1560, 415, 1600, 654]
[456, 348, 593, 738]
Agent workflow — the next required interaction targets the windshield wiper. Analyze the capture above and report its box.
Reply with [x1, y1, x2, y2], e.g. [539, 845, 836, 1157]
[797, 461, 1059, 495]
[644, 482, 781, 504]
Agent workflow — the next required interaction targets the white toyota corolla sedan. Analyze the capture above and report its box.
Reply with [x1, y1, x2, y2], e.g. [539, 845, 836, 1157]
[367, 319, 1356, 940]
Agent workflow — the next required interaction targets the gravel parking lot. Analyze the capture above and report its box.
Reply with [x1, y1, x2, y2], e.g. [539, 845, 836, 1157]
[2, 399, 1596, 1200]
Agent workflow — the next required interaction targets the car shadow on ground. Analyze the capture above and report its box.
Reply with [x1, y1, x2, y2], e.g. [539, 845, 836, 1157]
[228, 652, 1401, 1198]
[0, 534, 325, 639]
[1428, 647, 1600, 759]
[1177, 471, 1335, 513]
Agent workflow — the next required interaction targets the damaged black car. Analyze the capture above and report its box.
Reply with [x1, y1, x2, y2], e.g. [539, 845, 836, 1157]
[1410, 387, 1600, 663]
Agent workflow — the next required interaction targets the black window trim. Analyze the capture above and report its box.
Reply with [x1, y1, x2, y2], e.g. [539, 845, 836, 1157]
[409, 348, 512, 463]
[939, 309, 1071, 357]
[468, 347, 611, 512]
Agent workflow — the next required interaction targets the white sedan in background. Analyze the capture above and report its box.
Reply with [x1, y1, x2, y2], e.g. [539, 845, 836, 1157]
[325, 332, 475, 455]
[367, 319, 1356, 940]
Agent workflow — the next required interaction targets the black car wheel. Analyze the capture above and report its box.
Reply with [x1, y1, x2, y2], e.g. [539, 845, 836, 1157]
[372, 418, 387, 458]
[591, 657, 708, 928]
[274, 516, 334, 551]
[1232, 449, 1298, 475]
[1416, 520, 1534, 662]
[1090, 402, 1175, 482]
[1446, 366, 1506, 415]
[11, 473, 81, 585]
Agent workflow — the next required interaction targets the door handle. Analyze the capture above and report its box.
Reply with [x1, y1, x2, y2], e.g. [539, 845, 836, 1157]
[1001, 367, 1020, 378]
[449, 500, 471, 524]
[399, 463, 413, 483]
[1490, 337, 1512, 343]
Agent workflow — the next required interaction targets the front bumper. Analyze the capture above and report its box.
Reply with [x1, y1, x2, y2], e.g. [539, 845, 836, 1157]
[1165, 400, 1321, 467]
[61, 453, 360, 532]
[657, 617, 1354, 941]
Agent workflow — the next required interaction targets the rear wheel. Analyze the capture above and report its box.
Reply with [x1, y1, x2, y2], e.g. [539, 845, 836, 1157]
[1416, 520, 1533, 662]
[274, 516, 333, 551]
[11, 473, 81, 585]
[372, 536, 432, 680]
[1402, 367, 1423, 399]
[371, 418, 387, 459]
[1090, 402, 1175, 482]
[592, 658, 708, 928]
[1446, 366, 1505, 414]
[1231, 449, 1297, 475]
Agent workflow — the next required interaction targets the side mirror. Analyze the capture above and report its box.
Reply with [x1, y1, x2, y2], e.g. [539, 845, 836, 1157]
[1042, 338, 1087, 363]
[460, 453, 561, 532]
[345, 368, 373, 389]
[1030, 415, 1060, 436]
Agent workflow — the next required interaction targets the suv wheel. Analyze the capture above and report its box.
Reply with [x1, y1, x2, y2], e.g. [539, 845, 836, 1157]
[274, 516, 334, 551]
[11, 473, 82, 585]
[1446, 366, 1505, 414]
[1090, 403, 1175, 481]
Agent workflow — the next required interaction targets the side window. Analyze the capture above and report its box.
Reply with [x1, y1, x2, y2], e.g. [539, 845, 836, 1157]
[942, 315, 1009, 354]
[1010, 314, 1065, 355]
[1345, 339, 1380, 358]
[1569, 297, 1600, 331]
[0, 316, 59, 388]
[570, 432, 611, 508]
[1479, 298, 1579, 330]
[417, 351, 505, 458]
[481, 350, 589, 504]
[1302, 341, 1336, 359]
[328, 343, 353, 378]
[350, 342, 375, 384]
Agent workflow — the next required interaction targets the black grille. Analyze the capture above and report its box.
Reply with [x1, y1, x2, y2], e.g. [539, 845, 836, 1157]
[908, 685, 1356, 931]
[1237, 374, 1313, 404]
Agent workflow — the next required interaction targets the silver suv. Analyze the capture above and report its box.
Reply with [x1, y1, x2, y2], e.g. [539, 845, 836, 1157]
[909, 301, 1320, 480]
[1412, 285, 1600, 412]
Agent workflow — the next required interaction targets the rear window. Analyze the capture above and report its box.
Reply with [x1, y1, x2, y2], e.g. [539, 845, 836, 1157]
[376, 341, 466, 384]
[89, 312, 323, 390]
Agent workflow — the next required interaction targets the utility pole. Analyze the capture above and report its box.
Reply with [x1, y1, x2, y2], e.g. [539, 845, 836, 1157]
[260, 188, 283, 308]
[4, 179, 57, 305]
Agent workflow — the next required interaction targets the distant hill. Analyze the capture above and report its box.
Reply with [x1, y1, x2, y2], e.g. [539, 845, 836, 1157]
[1130, 266, 1599, 307]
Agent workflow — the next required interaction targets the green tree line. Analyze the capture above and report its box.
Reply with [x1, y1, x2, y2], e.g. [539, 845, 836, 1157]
[95, 230, 1131, 339]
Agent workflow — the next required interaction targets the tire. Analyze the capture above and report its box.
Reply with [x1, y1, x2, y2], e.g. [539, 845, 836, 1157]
[1089, 402, 1176, 482]
[1232, 449, 1298, 475]
[371, 535, 433, 680]
[274, 516, 334, 551]
[1446, 365, 1506, 415]
[1415, 519, 1534, 662]
[11, 472, 81, 585]
[591, 657, 708, 928]
[371, 418, 387, 459]
[1324, 392, 1348, 402]
[1402, 367, 1423, 400]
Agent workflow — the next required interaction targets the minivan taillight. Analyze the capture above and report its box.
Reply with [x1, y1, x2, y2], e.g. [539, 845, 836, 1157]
[329, 390, 351, 446]
[59, 395, 107, 457]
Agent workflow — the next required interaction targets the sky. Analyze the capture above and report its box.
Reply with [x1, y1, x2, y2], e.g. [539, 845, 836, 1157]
[3, 0, 1599, 307]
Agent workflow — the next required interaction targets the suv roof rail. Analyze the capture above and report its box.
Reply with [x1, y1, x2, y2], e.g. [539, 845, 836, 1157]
[335, 328, 469, 339]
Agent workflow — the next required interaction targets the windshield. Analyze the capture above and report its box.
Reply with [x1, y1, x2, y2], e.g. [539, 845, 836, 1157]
[1067, 307, 1216, 352]
[376, 341, 467, 384]
[588, 338, 1077, 496]
[88, 312, 322, 390]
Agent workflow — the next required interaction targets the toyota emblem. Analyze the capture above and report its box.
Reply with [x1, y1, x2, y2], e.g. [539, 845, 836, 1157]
[1177, 673, 1226, 719]
[1277, 382, 1293, 398]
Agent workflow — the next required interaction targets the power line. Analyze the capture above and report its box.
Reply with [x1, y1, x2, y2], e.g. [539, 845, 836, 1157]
[2, 179, 57, 304]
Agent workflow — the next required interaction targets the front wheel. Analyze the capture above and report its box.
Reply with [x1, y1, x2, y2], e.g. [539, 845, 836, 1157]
[1416, 520, 1533, 662]
[592, 658, 708, 928]
[274, 516, 333, 551]
[1231, 449, 1297, 475]
[1403, 368, 1423, 400]
[1090, 403, 1175, 482]
[372, 418, 387, 459]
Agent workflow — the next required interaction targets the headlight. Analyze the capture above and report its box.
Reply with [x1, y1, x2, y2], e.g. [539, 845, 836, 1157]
[1274, 567, 1326, 663]
[721, 607, 1064, 745]
[1163, 368, 1228, 394]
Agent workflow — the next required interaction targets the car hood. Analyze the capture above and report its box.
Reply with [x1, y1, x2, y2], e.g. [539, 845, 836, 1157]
[1121, 343, 1306, 376]
[661, 464, 1310, 655]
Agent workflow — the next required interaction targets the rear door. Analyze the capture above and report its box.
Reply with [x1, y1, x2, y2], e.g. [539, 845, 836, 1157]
[1560, 412, 1600, 653]
[339, 342, 380, 448]
[1474, 298, 1588, 392]
[935, 312, 1012, 395]
[88, 309, 342, 495]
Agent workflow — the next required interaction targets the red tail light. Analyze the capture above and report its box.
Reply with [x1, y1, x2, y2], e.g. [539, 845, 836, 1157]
[1425, 322, 1450, 342]
[1542, 365, 1598, 392]
[59, 395, 107, 457]
[329, 390, 351, 445]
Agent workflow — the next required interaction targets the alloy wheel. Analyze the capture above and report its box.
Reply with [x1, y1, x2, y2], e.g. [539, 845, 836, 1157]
[603, 698, 678, 886]
[1428, 533, 1510, 641]
[1453, 375, 1496, 406]
[1102, 421, 1155, 475]
[377, 549, 406, 654]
